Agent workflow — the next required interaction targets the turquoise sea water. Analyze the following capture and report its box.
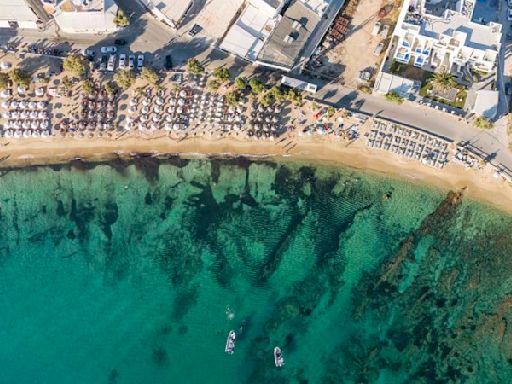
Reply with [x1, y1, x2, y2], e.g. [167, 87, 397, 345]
[0, 158, 512, 384]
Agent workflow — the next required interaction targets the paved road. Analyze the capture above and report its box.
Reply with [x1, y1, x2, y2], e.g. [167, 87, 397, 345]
[0, 2, 511, 170]
[313, 80, 512, 170]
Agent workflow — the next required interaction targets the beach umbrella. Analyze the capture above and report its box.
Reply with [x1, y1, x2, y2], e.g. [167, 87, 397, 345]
[141, 115, 148, 122]
[12, 111, 19, 118]
[156, 97, 164, 106]
[151, 122, 159, 130]
[129, 106, 137, 114]
[29, 101, 37, 109]
[154, 105, 161, 114]
[142, 98, 149, 107]
[129, 98, 137, 107]
[20, 111, 28, 119]
[164, 123, 173, 131]
[177, 99, 185, 106]
[167, 107, 174, 114]
[165, 115, 173, 123]
[24, 130, 32, 137]
[176, 106, 183, 114]
[37, 101, 46, 109]
[2, 112, 8, 119]
[169, 98, 176, 106]
[152, 115, 160, 123]
[14, 130, 21, 138]
[179, 90, 187, 98]
[19, 101, 27, 109]
[10, 100, 18, 109]
[1, 101, 8, 108]
[41, 121, 49, 129]
[142, 106, 149, 114]
[173, 123, 180, 131]
[33, 130, 40, 137]
[30, 111, 37, 119]
[22, 121, 30, 130]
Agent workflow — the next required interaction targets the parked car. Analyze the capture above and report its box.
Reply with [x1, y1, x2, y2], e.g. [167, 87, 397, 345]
[188, 24, 202, 37]
[129, 54, 135, 70]
[114, 39, 127, 46]
[82, 48, 95, 60]
[119, 53, 126, 70]
[508, 0, 512, 7]
[107, 54, 116, 72]
[100, 55, 108, 71]
[100, 46, 117, 54]
[165, 54, 173, 70]
[373, 42, 384, 56]
[508, 8, 512, 21]
[137, 54, 144, 70]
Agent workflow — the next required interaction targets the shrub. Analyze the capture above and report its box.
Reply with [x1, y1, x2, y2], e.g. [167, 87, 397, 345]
[474, 116, 493, 130]
[226, 91, 239, 106]
[187, 59, 204, 75]
[0, 72, 9, 89]
[212, 66, 230, 83]
[141, 67, 159, 85]
[9, 68, 31, 87]
[235, 77, 247, 91]
[249, 78, 264, 94]
[385, 91, 404, 104]
[114, 69, 136, 89]
[63, 54, 87, 76]
[207, 79, 222, 91]
[114, 9, 130, 27]
[81, 79, 94, 95]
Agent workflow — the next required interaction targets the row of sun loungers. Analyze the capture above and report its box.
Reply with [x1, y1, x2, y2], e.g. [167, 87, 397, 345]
[367, 121, 449, 168]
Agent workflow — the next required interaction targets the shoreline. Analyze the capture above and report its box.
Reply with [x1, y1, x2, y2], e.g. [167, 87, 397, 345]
[1, 135, 512, 214]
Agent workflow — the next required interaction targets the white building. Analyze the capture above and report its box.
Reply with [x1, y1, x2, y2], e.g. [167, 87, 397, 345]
[52, 0, 119, 34]
[392, 0, 501, 74]
[0, 0, 40, 29]
[220, 0, 288, 61]
[220, 0, 339, 72]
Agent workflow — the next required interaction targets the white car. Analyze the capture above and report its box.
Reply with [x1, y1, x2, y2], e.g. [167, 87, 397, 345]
[107, 54, 116, 71]
[101, 46, 117, 54]
[137, 54, 144, 70]
[509, 9, 512, 21]
[118, 53, 126, 70]
[508, 0, 512, 7]
[129, 54, 135, 70]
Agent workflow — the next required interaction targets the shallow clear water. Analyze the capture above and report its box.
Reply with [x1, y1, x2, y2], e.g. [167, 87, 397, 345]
[0, 158, 511, 383]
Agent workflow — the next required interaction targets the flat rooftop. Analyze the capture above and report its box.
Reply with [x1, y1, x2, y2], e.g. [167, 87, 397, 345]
[153, 0, 193, 23]
[0, 0, 38, 21]
[420, 12, 500, 51]
[257, 0, 322, 70]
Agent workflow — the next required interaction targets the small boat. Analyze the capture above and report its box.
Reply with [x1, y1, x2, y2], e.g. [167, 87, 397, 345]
[225, 330, 236, 354]
[274, 346, 284, 367]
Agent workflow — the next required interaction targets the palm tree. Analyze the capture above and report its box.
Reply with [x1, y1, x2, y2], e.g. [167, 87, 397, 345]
[431, 71, 456, 90]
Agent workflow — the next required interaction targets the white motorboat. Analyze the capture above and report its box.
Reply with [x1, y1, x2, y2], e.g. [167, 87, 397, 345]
[274, 347, 284, 367]
[225, 330, 236, 354]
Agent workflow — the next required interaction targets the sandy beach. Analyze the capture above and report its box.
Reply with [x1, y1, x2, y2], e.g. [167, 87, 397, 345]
[0, 134, 511, 214]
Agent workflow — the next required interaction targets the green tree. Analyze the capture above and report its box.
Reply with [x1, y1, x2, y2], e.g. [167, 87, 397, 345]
[269, 86, 285, 103]
[249, 78, 264, 95]
[81, 79, 94, 95]
[187, 59, 204, 75]
[226, 91, 239, 106]
[104, 81, 117, 95]
[212, 66, 230, 83]
[63, 54, 87, 76]
[9, 68, 31, 87]
[474, 116, 494, 129]
[62, 76, 73, 90]
[141, 67, 159, 85]
[235, 77, 247, 91]
[0, 72, 10, 89]
[113, 9, 130, 27]
[431, 71, 456, 90]
[114, 69, 136, 89]
[286, 89, 302, 106]
[260, 91, 274, 107]
[327, 106, 335, 118]
[207, 79, 222, 91]
[385, 91, 404, 104]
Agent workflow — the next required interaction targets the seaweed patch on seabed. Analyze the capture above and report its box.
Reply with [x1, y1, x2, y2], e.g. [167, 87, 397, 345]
[321, 191, 512, 383]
